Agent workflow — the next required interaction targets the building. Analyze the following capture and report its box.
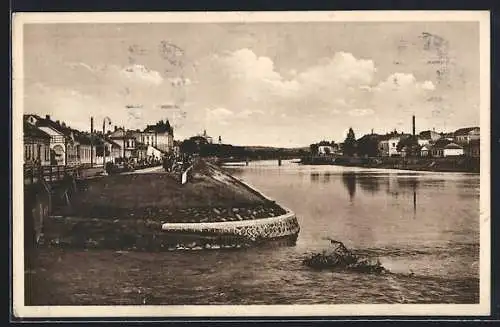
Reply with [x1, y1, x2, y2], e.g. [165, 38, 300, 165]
[143, 120, 174, 153]
[92, 135, 122, 165]
[440, 132, 455, 142]
[108, 127, 137, 159]
[134, 142, 148, 162]
[420, 144, 431, 157]
[443, 143, 464, 157]
[317, 145, 335, 156]
[73, 131, 95, 166]
[196, 130, 213, 144]
[430, 139, 452, 157]
[132, 130, 157, 148]
[146, 145, 163, 161]
[454, 127, 480, 145]
[418, 130, 441, 146]
[25, 114, 78, 166]
[23, 121, 51, 166]
[379, 135, 403, 157]
[464, 139, 480, 158]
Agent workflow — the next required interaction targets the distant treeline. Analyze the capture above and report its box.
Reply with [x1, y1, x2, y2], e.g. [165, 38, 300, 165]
[182, 142, 307, 160]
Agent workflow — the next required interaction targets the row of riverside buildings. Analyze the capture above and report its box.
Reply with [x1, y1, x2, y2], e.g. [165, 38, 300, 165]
[23, 114, 176, 167]
[316, 126, 480, 158]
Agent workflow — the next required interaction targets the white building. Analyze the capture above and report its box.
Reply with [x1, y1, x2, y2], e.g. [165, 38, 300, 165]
[147, 145, 163, 160]
[443, 143, 464, 157]
[379, 136, 401, 157]
[143, 120, 174, 153]
[420, 144, 431, 157]
[317, 145, 335, 156]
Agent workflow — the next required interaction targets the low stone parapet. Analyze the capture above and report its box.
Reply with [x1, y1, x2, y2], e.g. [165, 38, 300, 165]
[162, 210, 300, 247]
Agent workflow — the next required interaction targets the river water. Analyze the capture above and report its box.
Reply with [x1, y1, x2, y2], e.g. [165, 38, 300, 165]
[30, 160, 480, 305]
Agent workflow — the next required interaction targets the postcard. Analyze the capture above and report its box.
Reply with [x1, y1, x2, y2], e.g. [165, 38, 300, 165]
[11, 11, 491, 318]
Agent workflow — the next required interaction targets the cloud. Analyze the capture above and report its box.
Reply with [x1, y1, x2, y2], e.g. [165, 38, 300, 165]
[374, 73, 435, 93]
[186, 48, 438, 142]
[421, 80, 436, 91]
[348, 108, 375, 117]
[297, 52, 376, 90]
[237, 109, 265, 118]
[120, 64, 163, 85]
[205, 107, 234, 125]
[28, 48, 440, 146]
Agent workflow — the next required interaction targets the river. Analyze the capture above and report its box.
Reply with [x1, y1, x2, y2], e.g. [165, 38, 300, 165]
[28, 160, 480, 305]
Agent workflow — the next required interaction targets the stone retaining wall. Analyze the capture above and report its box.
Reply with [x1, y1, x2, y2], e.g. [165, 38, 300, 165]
[161, 164, 300, 247]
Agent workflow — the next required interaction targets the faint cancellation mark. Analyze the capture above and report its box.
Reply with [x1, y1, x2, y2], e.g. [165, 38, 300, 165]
[125, 40, 189, 129]
[420, 32, 452, 86]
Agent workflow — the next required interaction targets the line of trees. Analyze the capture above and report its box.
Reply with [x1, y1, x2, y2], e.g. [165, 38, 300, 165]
[311, 127, 422, 158]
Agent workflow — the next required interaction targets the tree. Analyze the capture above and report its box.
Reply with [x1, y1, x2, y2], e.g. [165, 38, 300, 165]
[343, 128, 357, 157]
[397, 136, 421, 157]
[310, 143, 319, 155]
[180, 139, 197, 154]
[357, 135, 380, 157]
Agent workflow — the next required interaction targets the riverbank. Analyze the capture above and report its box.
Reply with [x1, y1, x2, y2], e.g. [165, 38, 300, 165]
[301, 155, 480, 173]
[35, 159, 296, 251]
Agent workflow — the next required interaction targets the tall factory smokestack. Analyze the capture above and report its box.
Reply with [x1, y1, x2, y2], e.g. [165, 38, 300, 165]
[412, 115, 415, 136]
[90, 117, 94, 167]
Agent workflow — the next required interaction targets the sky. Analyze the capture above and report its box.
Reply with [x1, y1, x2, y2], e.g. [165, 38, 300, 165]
[23, 22, 480, 147]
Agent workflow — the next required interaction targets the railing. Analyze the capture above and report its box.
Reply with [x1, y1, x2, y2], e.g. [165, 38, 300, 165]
[24, 165, 80, 185]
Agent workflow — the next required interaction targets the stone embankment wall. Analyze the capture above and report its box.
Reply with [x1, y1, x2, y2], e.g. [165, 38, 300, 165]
[162, 163, 301, 249]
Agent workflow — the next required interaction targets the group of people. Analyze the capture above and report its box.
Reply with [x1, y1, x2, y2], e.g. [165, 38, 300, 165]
[163, 153, 195, 174]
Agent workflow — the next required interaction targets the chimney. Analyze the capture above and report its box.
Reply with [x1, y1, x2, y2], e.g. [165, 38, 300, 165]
[114, 125, 117, 131]
[91, 117, 94, 133]
[412, 115, 416, 136]
[45, 114, 51, 120]
[56, 120, 60, 125]
[62, 122, 66, 127]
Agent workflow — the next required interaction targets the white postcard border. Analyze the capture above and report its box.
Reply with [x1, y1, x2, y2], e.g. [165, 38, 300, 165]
[11, 10, 491, 318]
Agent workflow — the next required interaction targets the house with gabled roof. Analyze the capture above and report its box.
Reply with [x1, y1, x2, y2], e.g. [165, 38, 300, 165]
[25, 114, 79, 166]
[420, 144, 432, 157]
[429, 139, 464, 157]
[108, 126, 137, 160]
[72, 130, 95, 166]
[443, 142, 464, 157]
[23, 120, 51, 166]
[96, 135, 122, 165]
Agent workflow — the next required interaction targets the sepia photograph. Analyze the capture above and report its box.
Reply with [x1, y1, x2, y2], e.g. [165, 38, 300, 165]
[12, 11, 490, 318]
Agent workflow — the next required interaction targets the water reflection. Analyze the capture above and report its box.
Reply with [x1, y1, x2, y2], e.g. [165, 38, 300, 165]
[310, 173, 320, 182]
[341, 172, 356, 202]
[310, 171, 419, 214]
[357, 175, 381, 194]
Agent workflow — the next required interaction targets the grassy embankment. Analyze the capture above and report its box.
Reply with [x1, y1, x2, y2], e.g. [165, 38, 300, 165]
[40, 160, 286, 250]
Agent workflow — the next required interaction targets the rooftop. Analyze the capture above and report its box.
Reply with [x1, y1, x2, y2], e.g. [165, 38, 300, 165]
[444, 142, 463, 150]
[454, 127, 480, 136]
[144, 120, 173, 135]
[23, 121, 51, 139]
